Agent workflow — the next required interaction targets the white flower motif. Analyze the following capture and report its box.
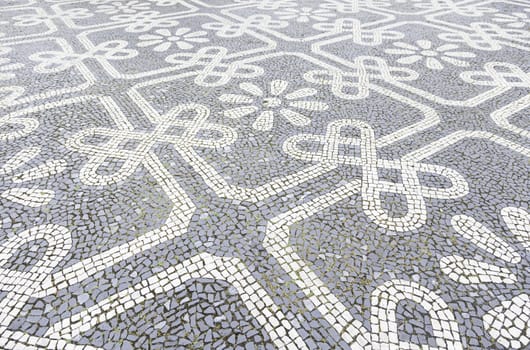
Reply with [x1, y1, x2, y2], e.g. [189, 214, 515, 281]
[220, 80, 328, 131]
[137, 28, 208, 52]
[439, 208, 530, 349]
[96, 1, 150, 15]
[274, 6, 335, 23]
[385, 40, 475, 70]
[492, 12, 530, 29]
[0, 147, 66, 208]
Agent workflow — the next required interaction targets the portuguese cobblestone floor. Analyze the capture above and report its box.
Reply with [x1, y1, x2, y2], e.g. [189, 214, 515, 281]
[0, 0, 529, 349]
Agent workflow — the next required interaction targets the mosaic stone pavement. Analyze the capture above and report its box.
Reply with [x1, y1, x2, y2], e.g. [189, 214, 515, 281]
[0, 0, 529, 349]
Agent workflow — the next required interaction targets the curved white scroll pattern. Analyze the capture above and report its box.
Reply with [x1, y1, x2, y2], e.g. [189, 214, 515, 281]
[66, 103, 237, 186]
[0, 225, 72, 331]
[441, 207, 529, 285]
[45, 252, 308, 350]
[371, 279, 463, 350]
[303, 56, 418, 100]
[439, 207, 530, 348]
[264, 182, 469, 349]
[283, 119, 469, 231]
[491, 94, 530, 138]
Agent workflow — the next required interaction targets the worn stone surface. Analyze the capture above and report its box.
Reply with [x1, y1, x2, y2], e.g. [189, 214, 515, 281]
[0, 0, 529, 349]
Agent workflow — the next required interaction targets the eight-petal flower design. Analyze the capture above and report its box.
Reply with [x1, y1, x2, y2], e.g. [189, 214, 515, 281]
[274, 6, 336, 23]
[220, 80, 328, 131]
[385, 40, 475, 70]
[492, 11, 530, 29]
[96, 1, 151, 15]
[137, 28, 209, 52]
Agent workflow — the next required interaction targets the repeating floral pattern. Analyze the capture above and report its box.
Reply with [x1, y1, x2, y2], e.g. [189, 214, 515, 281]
[221, 80, 328, 131]
[0, 0, 529, 349]
[137, 27, 209, 51]
[385, 40, 476, 70]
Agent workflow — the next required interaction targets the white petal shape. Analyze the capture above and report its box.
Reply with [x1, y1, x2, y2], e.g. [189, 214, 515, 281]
[187, 37, 209, 43]
[137, 39, 163, 48]
[155, 28, 171, 36]
[138, 34, 163, 41]
[288, 101, 328, 111]
[296, 16, 310, 23]
[219, 94, 253, 104]
[12, 159, 67, 183]
[397, 55, 422, 64]
[502, 207, 530, 251]
[441, 56, 469, 67]
[1, 147, 41, 174]
[185, 30, 207, 38]
[452, 215, 521, 264]
[385, 49, 416, 55]
[223, 106, 257, 119]
[483, 294, 530, 350]
[285, 88, 317, 100]
[270, 80, 289, 96]
[1, 187, 54, 207]
[174, 27, 190, 36]
[437, 44, 459, 52]
[444, 51, 475, 58]
[175, 41, 194, 50]
[252, 110, 274, 131]
[239, 82, 263, 97]
[507, 22, 525, 29]
[425, 57, 444, 70]
[393, 42, 418, 50]
[440, 255, 516, 284]
[280, 108, 311, 126]
[154, 41, 172, 52]
[416, 39, 432, 49]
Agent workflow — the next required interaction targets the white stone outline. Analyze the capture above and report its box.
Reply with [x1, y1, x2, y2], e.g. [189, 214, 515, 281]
[0, 37, 95, 109]
[50, 0, 198, 30]
[312, 20, 528, 107]
[46, 252, 308, 350]
[0, 7, 57, 41]
[0, 0, 35, 9]
[1, 95, 101, 142]
[0, 150, 305, 348]
[262, 126, 529, 348]
[371, 279, 464, 350]
[76, 12, 276, 79]
[128, 51, 443, 203]
[360, 0, 491, 16]
[491, 93, 530, 138]
[219, 3, 396, 42]
[425, 0, 530, 35]
[264, 179, 373, 348]
[65, 102, 238, 186]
